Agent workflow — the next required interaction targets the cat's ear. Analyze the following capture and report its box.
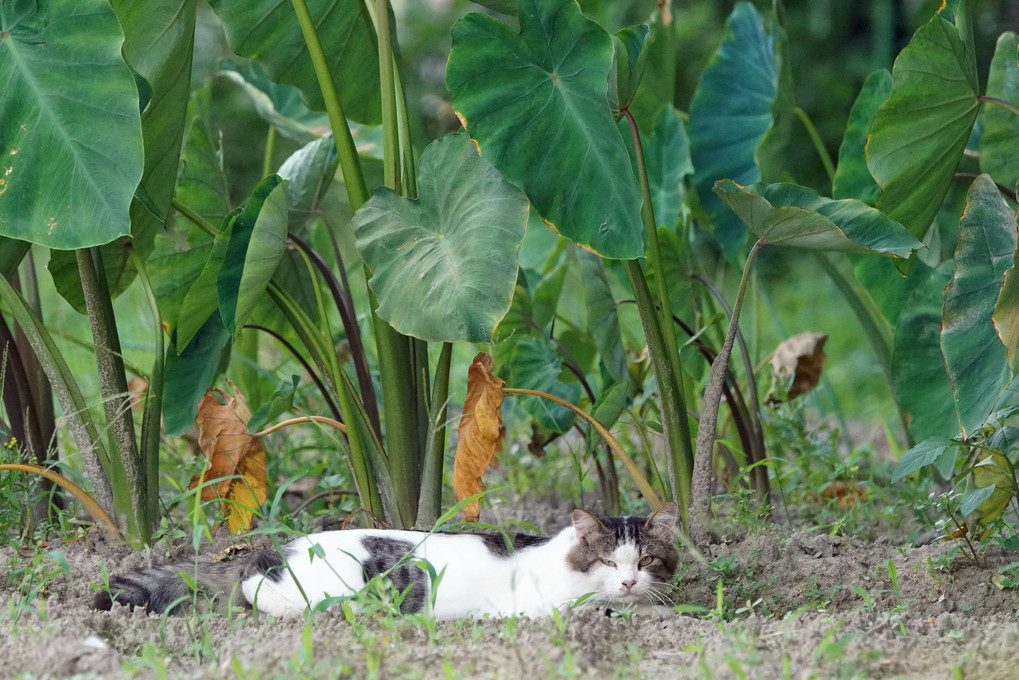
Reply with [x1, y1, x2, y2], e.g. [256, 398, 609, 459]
[572, 509, 607, 542]
[645, 502, 678, 538]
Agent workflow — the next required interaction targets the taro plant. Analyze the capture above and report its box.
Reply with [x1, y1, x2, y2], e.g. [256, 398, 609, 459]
[1, 0, 1017, 549]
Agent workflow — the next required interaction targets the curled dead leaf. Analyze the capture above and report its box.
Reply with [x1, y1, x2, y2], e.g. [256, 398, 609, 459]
[453, 352, 505, 522]
[189, 384, 268, 534]
[767, 331, 828, 403]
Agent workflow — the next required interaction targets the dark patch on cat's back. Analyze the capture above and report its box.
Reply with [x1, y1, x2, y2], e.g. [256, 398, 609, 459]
[477, 532, 551, 557]
[248, 546, 286, 583]
[360, 536, 427, 614]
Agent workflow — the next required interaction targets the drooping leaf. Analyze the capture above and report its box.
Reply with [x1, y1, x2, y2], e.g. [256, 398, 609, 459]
[645, 106, 692, 230]
[574, 250, 626, 382]
[608, 24, 650, 121]
[218, 61, 329, 144]
[218, 176, 289, 336]
[970, 451, 1016, 524]
[980, 32, 1019, 190]
[446, 0, 644, 259]
[453, 352, 505, 523]
[163, 315, 231, 436]
[175, 210, 238, 351]
[353, 132, 529, 342]
[833, 69, 892, 204]
[688, 2, 779, 257]
[500, 335, 579, 433]
[713, 180, 922, 256]
[207, 0, 382, 124]
[891, 436, 957, 482]
[277, 137, 336, 230]
[0, 0, 143, 248]
[866, 15, 980, 240]
[191, 385, 268, 534]
[585, 380, 628, 455]
[995, 250, 1019, 369]
[891, 262, 957, 442]
[942, 175, 1015, 437]
[767, 331, 828, 403]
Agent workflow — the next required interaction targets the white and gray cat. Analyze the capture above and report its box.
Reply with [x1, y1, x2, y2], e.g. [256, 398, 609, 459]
[94, 503, 680, 620]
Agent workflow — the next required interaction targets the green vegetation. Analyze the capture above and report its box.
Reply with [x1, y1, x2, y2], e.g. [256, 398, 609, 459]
[1, 0, 1018, 675]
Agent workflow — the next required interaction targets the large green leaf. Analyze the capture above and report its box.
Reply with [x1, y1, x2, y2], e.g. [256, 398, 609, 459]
[980, 33, 1019, 190]
[713, 180, 922, 256]
[175, 87, 232, 226]
[866, 14, 979, 240]
[833, 69, 892, 204]
[688, 2, 778, 257]
[49, 0, 198, 314]
[645, 106, 692, 231]
[277, 137, 336, 230]
[941, 175, 1015, 437]
[891, 262, 957, 442]
[446, 0, 643, 260]
[207, 0, 381, 124]
[0, 237, 29, 276]
[353, 132, 529, 342]
[218, 176, 289, 336]
[176, 209, 238, 350]
[0, 0, 143, 248]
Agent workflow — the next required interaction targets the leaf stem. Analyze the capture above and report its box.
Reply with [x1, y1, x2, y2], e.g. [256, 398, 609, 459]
[793, 107, 836, 183]
[979, 96, 1019, 117]
[0, 464, 123, 543]
[253, 416, 346, 438]
[171, 198, 217, 237]
[504, 387, 662, 509]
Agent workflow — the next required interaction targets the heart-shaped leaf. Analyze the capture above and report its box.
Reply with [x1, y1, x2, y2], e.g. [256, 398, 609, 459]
[866, 14, 980, 240]
[207, 0, 382, 124]
[688, 2, 779, 257]
[833, 69, 892, 204]
[713, 180, 922, 256]
[0, 0, 143, 248]
[446, 0, 643, 259]
[353, 132, 528, 342]
[980, 32, 1019, 190]
[942, 175, 1015, 437]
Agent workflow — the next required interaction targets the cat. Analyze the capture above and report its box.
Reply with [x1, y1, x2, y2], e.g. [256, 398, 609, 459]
[93, 502, 679, 620]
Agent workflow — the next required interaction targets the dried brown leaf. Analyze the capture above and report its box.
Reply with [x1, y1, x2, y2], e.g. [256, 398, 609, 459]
[768, 331, 828, 403]
[189, 384, 267, 534]
[453, 352, 505, 522]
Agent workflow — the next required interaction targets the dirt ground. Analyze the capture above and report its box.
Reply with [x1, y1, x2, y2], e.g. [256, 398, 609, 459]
[3, 512, 1019, 680]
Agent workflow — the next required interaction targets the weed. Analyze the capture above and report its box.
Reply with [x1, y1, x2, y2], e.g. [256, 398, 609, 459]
[2, 549, 71, 632]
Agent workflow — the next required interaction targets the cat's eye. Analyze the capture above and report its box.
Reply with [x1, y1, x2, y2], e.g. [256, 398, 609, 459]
[638, 555, 655, 568]
[601, 559, 617, 567]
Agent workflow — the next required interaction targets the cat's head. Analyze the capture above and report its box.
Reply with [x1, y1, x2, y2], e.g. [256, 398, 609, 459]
[566, 503, 680, 606]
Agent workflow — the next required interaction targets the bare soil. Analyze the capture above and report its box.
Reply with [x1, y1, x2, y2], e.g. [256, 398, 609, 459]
[3, 517, 1019, 680]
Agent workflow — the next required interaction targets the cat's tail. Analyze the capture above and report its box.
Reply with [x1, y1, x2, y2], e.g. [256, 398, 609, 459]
[93, 548, 286, 614]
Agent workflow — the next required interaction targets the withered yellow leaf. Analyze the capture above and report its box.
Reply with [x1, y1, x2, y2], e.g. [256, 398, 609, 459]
[190, 385, 268, 533]
[767, 331, 828, 403]
[453, 352, 505, 522]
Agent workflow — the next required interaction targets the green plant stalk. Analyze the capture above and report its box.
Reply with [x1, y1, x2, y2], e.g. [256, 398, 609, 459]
[689, 239, 763, 543]
[16, 251, 57, 470]
[267, 283, 387, 521]
[0, 275, 113, 511]
[623, 259, 692, 526]
[77, 247, 149, 546]
[289, 0, 369, 209]
[417, 342, 452, 528]
[621, 111, 694, 523]
[262, 125, 277, 179]
[129, 250, 164, 525]
[172, 198, 218, 237]
[793, 107, 836, 184]
[376, 0, 400, 192]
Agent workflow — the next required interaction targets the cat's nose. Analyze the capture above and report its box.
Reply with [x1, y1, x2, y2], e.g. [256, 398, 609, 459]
[621, 579, 636, 591]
